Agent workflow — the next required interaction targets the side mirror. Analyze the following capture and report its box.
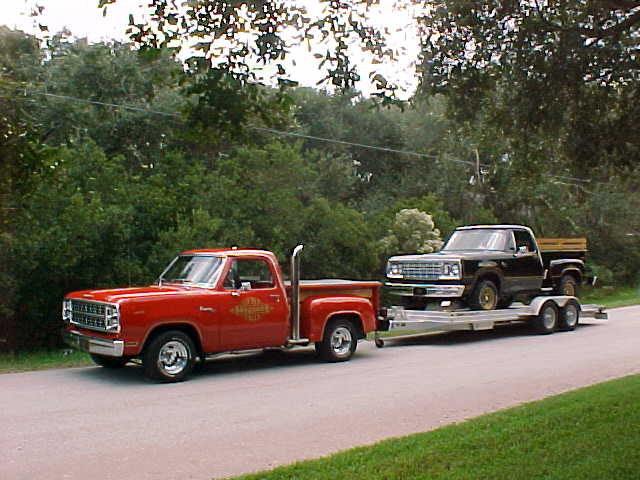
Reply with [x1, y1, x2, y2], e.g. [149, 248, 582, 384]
[517, 246, 528, 254]
[240, 282, 252, 292]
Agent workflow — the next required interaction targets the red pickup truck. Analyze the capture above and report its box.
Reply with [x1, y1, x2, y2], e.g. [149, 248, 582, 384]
[63, 246, 380, 382]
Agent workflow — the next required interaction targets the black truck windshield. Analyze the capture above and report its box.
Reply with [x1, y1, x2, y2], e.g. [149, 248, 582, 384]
[160, 255, 223, 287]
[443, 229, 512, 252]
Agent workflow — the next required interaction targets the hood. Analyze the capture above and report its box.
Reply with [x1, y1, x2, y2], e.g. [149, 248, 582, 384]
[389, 250, 511, 262]
[66, 285, 202, 304]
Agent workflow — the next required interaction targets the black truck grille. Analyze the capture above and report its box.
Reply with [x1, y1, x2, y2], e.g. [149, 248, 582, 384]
[400, 262, 442, 280]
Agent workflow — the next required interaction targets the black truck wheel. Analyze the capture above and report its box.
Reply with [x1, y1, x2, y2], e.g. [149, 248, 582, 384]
[143, 330, 196, 382]
[468, 279, 498, 310]
[556, 274, 580, 297]
[497, 295, 514, 309]
[558, 299, 580, 331]
[532, 301, 558, 334]
[90, 354, 129, 369]
[316, 319, 357, 362]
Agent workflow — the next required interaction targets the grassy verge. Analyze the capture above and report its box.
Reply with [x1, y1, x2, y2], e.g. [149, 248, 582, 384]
[236, 375, 640, 480]
[0, 350, 92, 374]
[582, 285, 640, 308]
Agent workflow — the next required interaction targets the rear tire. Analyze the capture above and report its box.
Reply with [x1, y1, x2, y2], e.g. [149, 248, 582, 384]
[556, 274, 580, 297]
[90, 354, 129, 369]
[143, 330, 196, 383]
[532, 301, 558, 334]
[468, 280, 498, 310]
[558, 299, 580, 331]
[316, 319, 357, 362]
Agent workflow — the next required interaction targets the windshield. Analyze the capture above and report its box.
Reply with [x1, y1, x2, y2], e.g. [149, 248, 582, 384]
[159, 255, 224, 287]
[443, 229, 513, 252]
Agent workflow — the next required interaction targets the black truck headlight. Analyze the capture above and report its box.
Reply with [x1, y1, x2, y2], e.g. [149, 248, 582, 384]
[440, 261, 461, 280]
[386, 262, 403, 279]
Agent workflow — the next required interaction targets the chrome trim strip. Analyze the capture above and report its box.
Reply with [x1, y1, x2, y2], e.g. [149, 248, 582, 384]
[63, 330, 125, 357]
[385, 283, 465, 298]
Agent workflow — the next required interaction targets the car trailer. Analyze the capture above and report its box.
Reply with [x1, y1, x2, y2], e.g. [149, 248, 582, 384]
[375, 296, 608, 348]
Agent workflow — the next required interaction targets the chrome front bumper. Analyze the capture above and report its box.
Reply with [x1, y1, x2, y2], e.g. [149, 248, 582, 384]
[385, 283, 465, 298]
[63, 330, 124, 357]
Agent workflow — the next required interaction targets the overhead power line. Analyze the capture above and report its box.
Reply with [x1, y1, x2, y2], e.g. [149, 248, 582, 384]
[8, 88, 598, 184]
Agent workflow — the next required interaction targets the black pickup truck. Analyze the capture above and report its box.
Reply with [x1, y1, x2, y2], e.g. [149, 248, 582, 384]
[385, 225, 587, 310]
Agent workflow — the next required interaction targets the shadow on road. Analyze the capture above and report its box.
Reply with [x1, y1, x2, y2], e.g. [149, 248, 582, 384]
[378, 322, 603, 348]
[64, 345, 377, 384]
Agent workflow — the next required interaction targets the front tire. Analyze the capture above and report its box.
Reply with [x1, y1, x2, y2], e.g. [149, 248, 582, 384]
[316, 319, 357, 362]
[532, 301, 558, 334]
[143, 330, 196, 382]
[468, 280, 498, 310]
[90, 354, 129, 369]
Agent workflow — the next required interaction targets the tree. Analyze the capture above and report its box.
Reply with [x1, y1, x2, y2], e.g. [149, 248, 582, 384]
[380, 208, 444, 255]
[101, 0, 403, 98]
[418, 1, 640, 176]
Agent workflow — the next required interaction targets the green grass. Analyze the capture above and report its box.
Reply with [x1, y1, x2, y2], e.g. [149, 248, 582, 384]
[0, 350, 92, 373]
[582, 285, 640, 308]
[235, 375, 640, 480]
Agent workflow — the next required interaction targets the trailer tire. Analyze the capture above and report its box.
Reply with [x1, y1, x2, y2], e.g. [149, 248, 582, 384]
[143, 330, 196, 383]
[90, 354, 130, 369]
[468, 279, 498, 310]
[558, 299, 580, 331]
[556, 274, 580, 297]
[533, 301, 558, 334]
[316, 319, 357, 362]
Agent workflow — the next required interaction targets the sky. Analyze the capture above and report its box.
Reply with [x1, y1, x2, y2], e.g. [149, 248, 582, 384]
[2, 0, 422, 98]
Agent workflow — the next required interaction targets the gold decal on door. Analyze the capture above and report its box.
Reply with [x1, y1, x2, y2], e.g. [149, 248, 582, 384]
[230, 297, 274, 322]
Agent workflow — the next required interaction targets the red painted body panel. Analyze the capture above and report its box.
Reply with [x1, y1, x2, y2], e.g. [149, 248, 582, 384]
[64, 249, 380, 357]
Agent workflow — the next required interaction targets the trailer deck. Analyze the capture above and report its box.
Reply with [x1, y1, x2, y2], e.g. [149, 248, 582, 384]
[375, 296, 607, 347]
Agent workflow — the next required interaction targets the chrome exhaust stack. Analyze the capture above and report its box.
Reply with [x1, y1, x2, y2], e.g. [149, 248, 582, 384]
[290, 244, 304, 342]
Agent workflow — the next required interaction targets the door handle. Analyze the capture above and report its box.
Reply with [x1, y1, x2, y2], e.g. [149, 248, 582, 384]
[199, 306, 215, 312]
[231, 291, 240, 297]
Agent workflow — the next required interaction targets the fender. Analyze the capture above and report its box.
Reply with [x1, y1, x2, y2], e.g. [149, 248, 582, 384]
[301, 296, 376, 342]
[467, 266, 504, 294]
[130, 318, 204, 357]
[549, 259, 584, 281]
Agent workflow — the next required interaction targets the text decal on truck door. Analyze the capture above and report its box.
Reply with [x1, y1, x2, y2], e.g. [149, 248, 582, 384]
[231, 297, 274, 323]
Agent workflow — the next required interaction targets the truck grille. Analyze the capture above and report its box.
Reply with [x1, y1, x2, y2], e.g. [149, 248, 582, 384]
[399, 262, 442, 280]
[69, 300, 108, 332]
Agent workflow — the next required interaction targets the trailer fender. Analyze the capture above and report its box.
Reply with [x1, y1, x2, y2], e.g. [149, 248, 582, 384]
[528, 296, 580, 316]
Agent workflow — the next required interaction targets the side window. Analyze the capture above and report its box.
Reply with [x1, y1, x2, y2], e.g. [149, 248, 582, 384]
[514, 230, 536, 253]
[223, 259, 274, 290]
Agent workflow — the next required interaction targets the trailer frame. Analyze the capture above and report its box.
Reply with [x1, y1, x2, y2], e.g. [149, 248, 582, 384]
[375, 296, 607, 348]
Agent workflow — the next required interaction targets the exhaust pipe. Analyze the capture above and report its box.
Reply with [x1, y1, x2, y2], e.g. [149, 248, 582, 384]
[290, 244, 304, 341]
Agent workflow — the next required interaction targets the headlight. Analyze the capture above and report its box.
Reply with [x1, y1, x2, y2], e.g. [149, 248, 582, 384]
[104, 304, 120, 333]
[386, 262, 403, 279]
[440, 261, 461, 280]
[62, 299, 72, 322]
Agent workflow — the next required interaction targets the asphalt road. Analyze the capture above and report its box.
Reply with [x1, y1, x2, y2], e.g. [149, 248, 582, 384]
[2, 305, 639, 480]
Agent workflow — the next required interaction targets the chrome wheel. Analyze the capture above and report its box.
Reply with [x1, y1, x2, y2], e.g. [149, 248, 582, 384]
[563, 282, 576, 296]
[563, 304, 578, 328]
[330, 327, 353, 357]
[157, 340, 189, 376]
[479, 285, 497, 310]
[542, 306, 557, 330]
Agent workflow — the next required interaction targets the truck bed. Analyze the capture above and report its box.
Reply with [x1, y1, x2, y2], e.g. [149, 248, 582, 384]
[285, 279, 380, 302]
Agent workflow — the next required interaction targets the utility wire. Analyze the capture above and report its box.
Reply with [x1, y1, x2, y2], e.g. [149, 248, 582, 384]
[9, 88, 600, 184]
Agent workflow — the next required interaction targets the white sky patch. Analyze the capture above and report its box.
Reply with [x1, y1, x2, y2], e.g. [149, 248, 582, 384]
[2, 0, 424, 98]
